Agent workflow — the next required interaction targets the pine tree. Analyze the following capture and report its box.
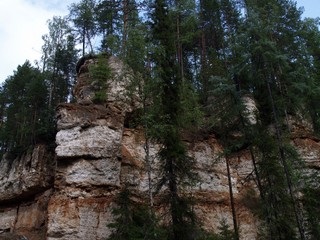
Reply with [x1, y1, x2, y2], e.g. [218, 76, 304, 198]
[95, 0, 122, 54]
[69, 0, 97, 56]
[41, 16, 78, 108]
[300, 18, 320, 134]
[302, 176, 320, 239]
[95, 0, 142, 57]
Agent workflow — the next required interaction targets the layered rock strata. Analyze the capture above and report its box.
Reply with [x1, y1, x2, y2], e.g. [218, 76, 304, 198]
[0, 55, 319, 240]
[48, 56, 261, 239]
[47, 56, 132, 240]
[0, 145, 54, 240]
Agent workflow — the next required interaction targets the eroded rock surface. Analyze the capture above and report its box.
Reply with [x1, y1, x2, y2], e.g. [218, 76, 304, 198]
[0, 55, 319, 240]
[0, 145, 54, 203]
[0, 146, 54, 240]
[0, 190, 52, 240]
[47, 55, 133, 239]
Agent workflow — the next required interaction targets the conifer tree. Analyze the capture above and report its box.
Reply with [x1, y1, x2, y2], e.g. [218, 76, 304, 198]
[108, 185, 165, 240]
[238, 1, 317, 239]
[41, 16, 78, 108]
[69, 0, 97, 56]
[1, 1, 319, 239]
[149, 0, 201, 239]
[0, 62, 51, 157]
[95, 0, 122, 54]
[96, 0, 142, 57]
[302, 174, 320, 239]
[300, 18, 320, 134]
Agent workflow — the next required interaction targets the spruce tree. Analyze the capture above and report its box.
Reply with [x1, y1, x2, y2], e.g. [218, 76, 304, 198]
[237, 1, 318, 239]
[300, 18, 320, 134]
[149, 0, 200, 239]
[108, 185, 166, 240]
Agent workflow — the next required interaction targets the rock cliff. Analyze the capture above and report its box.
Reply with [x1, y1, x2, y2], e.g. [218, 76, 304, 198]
[0, 55, 319, 240]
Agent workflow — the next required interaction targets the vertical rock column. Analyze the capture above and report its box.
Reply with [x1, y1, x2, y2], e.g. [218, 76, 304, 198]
[47, 56, 134, 240]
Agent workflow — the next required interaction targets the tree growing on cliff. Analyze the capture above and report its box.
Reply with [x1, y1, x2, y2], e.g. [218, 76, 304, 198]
[1, 0, 320, 239]
[69, 0, 97, 56]
[41, 16, 78, 108]
[302, 177, 320, 239]
[87, 54, 112, 103]
[300, 17, 320, 134]
[95, 0, 122, 55]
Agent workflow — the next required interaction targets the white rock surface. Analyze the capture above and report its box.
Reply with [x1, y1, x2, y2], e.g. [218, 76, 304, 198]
[0, 208, 16, 231]
[2, 54, 319, 240]
[63, 158, 121, 187]
[56, 125, 122, 159]
[47, 196, 115, 240]
[0, 145, 54, 202]
[241, 95, 258, 125]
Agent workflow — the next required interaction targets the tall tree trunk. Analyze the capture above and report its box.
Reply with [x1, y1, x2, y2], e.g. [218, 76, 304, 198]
[176, 13, 184, 81]
[168, 157, 181, 240]
[225, 156, 239, 240]
[234, 79, 275, 239]
[199, 0, 208, 101]
[266, 77, 306, 240]
[143, 108, 153, 208]
[86, 32, 94, 54]
[122, 0, 129, 56]
[49, 54, 59, 109]
[82, 27, 86, 56]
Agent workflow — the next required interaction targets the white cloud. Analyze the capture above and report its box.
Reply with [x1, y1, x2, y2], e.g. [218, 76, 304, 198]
[0, 0, 78, 82]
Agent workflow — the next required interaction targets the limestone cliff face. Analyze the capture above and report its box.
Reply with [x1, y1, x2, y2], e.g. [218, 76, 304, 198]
[0, 56, 319, 240]
[0, 145, 54, 240]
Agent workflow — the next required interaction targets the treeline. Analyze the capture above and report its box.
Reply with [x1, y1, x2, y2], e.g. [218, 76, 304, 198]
[0, 0, 320, 239]
[0, 16, 78, 157]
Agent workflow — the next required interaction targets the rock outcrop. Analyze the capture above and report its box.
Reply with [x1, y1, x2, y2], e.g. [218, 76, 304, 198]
[0, 55, 319, 240]
[47, 56, 132, 240]
[0, 145, 54, 240]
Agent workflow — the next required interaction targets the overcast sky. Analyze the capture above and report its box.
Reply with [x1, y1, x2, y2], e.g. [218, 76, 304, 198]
[0, 0, 319, 83]
[0, 0, 79, 82]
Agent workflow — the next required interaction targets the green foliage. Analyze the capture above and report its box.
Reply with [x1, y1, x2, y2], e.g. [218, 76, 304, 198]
[147, 1, 203, 239]
[68, 0, 97, 55]
[250, 126, 302, 240]
[300, 18, 320, 134]
[178, 81, 203, 130]
[108, 186, 166, 240]
[216, 219, 237, 240]
[194, 220, 237, 240]
[206, 76, 244, 136]
[302, 172, 320, 239]
[95, 0, 122, 55]
[41, 16, 78, 106]
[0, 61, 54, 158]
[88, 55, 112, 103]
[1, 0, 320, 239]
